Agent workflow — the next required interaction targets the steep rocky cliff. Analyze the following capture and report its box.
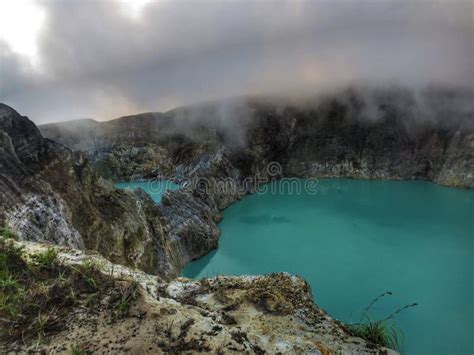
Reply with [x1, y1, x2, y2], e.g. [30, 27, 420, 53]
[1, 103, 252, 279]
[0, 103, 195, 277]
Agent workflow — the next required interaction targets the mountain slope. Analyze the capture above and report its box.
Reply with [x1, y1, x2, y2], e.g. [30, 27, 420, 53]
[40, 86, 474, 187]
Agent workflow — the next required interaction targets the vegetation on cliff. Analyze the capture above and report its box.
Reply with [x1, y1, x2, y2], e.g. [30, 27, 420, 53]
[347, 291, 418, 350]
[0, 237, 138, 345]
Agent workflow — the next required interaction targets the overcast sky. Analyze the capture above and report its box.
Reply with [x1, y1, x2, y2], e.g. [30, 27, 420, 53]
[0, 0, 472, 124]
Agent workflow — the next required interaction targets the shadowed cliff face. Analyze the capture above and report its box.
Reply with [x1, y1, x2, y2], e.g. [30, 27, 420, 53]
[245, 88, 474, 186]
[0, 104, 84, 247]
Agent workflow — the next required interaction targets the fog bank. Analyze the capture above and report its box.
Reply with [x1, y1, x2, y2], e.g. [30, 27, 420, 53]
[0, 0, 472, 123]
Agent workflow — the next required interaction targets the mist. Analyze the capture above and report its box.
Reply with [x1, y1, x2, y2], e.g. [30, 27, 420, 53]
[0, 0, 473, 124]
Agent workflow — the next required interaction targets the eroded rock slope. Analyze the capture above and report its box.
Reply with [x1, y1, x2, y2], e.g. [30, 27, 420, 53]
[1, 103, 198, 277]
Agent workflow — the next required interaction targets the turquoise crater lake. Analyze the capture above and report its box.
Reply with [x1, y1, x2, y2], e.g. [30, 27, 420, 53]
[183, 179, 474, 354]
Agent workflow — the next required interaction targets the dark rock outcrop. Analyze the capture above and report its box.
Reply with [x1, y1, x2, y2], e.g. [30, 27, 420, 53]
[246, 91, 474, 187]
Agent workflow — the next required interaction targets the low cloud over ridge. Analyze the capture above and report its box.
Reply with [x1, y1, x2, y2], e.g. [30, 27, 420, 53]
[0, 0, 473, 124]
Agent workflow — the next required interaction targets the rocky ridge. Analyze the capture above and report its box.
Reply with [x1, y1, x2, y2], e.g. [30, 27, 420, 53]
[40, 86, 474, 188]
[2, 239, 395, 354]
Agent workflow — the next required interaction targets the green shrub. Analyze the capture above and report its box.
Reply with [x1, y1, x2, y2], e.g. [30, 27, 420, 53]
[348, 319, 401, 349]
[111, 280, 139, 317]
[347, 291, 417, 350]
[70, 344, 87, 355]
[0, 227, 18, 240]
[30, 248, 58, 269]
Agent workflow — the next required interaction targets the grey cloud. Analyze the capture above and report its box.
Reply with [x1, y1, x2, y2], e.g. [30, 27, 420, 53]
[0, 0, 472, 124]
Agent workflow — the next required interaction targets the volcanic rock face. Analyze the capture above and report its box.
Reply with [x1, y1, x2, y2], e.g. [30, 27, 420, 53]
[0, 104, 180, 276]
[1, 104, 84, 248]
[1, 103, 248, 279]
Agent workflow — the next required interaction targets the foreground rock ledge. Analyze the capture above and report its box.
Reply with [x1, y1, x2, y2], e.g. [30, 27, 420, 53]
[2, 240, 396, 354]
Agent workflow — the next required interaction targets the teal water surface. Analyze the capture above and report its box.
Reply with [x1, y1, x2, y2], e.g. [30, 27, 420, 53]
[115, 180, 180, 203]
[183, 179, 474, 354]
